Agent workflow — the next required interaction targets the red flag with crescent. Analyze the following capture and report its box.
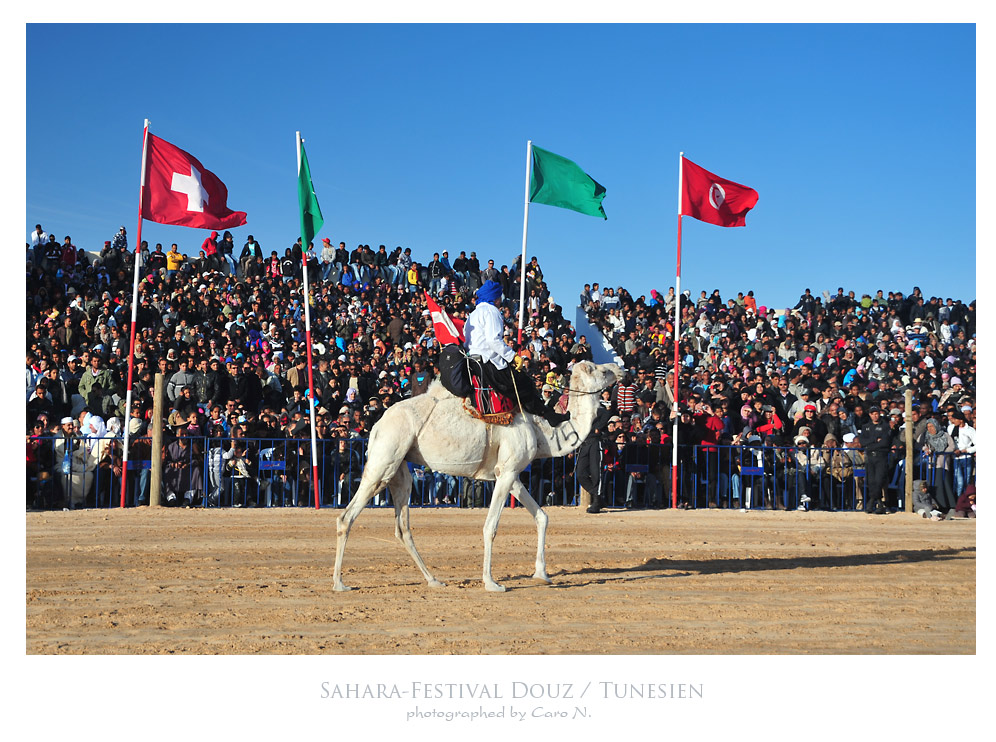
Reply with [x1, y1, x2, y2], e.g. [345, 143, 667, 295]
[681, 157, 758, 227]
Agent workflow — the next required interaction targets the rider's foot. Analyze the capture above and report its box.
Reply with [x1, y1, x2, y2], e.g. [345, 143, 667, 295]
[544, 409, 571, 426]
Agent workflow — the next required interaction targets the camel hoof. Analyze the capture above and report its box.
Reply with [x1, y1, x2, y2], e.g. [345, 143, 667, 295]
[427, 579, 446, 588]
[333, 583, 353, 592]
[484, 582, 507, 593]
[533, 573, 552, 584]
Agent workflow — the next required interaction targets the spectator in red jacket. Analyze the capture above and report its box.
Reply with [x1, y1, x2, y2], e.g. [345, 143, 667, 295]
[694, 401, 725, 507]
[201, 230, 220, 271]
[756, 404, 784, 442]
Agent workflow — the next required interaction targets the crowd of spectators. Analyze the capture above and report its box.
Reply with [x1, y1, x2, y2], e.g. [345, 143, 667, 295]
[24, 220, 977, 518]
[577, 281, 976, 516]
[25, 223, 583, 509]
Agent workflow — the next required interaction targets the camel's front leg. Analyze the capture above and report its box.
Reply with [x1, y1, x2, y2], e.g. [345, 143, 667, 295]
[482, 472, 517, 592]
[508, 480, 550, 583]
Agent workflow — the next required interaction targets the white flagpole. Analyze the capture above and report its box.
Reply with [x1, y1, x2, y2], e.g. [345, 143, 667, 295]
[297, 131, 321, 509]
[119, 118, 150, 508]
[672, 151, 684, 509]
[517, 140, 533, 345]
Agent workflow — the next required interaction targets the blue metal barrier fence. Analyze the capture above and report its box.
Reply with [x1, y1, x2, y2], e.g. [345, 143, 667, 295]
[25, 435, 975, 512]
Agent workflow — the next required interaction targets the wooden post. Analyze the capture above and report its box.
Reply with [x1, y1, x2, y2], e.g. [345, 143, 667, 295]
[904, 389, 913, 514]
[149, 373, 165, 507]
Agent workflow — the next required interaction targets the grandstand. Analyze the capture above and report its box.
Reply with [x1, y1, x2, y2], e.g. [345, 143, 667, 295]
[25, 233, 976, 516]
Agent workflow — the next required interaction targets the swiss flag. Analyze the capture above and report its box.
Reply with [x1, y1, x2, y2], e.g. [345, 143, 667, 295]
[681, 157, 758, 227]
[425, 293, 465, 345]
[142, 133, 247, 230]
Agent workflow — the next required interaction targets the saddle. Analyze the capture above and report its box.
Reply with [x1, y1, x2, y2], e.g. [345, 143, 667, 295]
[438, 345, 516, 425]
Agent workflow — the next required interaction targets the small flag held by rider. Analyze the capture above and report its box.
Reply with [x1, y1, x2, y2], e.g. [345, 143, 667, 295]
[425, 293, 465, 345]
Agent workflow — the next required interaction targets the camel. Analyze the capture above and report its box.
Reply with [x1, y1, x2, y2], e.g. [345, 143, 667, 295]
[333, 360, 623, 592]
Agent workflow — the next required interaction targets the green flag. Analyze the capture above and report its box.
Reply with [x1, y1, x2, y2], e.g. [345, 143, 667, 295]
[297, 141, 324, 248]
[529, 145, 607, 219]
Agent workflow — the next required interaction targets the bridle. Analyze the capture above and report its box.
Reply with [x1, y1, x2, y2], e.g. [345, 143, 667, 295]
[548, 376, 618, 397]
[461, 342, 617, 398]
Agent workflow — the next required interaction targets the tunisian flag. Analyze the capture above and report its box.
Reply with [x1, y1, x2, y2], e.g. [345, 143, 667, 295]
[142, 133, 247, 229]
[425, 293, 465, 345]
[681, 157, 758, 227]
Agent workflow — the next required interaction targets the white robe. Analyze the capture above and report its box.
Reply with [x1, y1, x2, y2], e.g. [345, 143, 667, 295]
[464, 302, 515, 369]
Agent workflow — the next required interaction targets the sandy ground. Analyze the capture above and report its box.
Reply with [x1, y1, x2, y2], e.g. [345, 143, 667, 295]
[25, 506, 975, 654]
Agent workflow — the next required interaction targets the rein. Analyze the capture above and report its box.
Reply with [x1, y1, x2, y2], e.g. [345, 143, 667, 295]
[456, 343, 614, 398]
[549, 380, 615, 397]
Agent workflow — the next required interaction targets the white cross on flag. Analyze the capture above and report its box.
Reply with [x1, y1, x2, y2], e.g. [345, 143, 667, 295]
[141, 133, 247, 229]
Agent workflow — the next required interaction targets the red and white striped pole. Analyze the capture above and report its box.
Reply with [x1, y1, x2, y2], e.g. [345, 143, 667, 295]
[297, 131, 322, 509]
[672, 152, 684, 510]
[119, 119, 150, 509]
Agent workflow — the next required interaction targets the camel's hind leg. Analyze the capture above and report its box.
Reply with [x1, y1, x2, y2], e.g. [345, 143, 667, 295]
[390, 465, 445, 588]
[508, 479, 551, 584]
[332, 458, 398, 592]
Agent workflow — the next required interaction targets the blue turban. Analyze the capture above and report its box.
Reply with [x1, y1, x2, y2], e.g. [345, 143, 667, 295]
[475, 280, 502, 304]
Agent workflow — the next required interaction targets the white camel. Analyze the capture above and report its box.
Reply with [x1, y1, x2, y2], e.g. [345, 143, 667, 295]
[333, 360, 623, 592]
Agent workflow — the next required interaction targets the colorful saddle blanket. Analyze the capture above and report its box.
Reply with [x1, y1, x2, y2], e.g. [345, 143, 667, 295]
[438, 344, 516, 425]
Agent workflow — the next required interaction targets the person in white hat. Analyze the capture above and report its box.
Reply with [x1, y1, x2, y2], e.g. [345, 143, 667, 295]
[792, 434, 824, 510]
[841, 433, 865, 510]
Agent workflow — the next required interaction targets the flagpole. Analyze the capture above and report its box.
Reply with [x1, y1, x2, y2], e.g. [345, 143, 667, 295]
[517, 140, 533, 345]
[672, 151, 684, 510]
[120, 119, 151, 509]
[297, 132, 322, 510]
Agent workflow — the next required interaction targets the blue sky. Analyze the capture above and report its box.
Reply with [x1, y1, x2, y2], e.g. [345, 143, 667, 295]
[26, 23, 976, 311]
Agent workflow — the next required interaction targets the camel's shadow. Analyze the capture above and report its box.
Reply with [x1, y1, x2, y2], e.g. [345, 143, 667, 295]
[533, 547, 975, 589]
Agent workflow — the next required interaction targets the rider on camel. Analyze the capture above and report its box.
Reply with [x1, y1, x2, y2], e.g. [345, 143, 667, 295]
[463, 280, 570, 427]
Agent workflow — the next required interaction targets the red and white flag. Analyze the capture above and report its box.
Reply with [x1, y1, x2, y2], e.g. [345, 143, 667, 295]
[681, 157, 758, 227]
[425, 293, 465, 345]
[142, 133, 247, 229]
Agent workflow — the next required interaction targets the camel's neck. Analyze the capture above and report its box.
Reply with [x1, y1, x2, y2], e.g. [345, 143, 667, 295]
[536, 384, 602, 458]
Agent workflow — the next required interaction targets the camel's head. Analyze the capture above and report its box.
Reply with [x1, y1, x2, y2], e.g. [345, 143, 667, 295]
[569, 361, 625, 394]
